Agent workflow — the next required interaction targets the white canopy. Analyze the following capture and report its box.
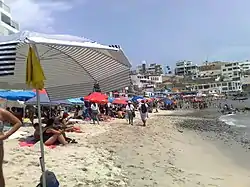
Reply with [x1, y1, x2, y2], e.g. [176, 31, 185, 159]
[0, 31, 131, 100]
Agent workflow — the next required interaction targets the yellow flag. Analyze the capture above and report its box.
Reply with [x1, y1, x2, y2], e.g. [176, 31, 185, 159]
[26, 46, 46, 90]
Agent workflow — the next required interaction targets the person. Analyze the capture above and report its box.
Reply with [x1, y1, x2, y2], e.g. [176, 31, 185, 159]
[42, 118, 68, 146]
[90, 102, 100, 125]
[126, 101, 135, 125]
[0, 108, 22, 187]
[139, 100, 148, 126]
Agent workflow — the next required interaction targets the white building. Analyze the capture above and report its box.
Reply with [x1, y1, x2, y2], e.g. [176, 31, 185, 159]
[239, 60, 250, 72]
[130, 74, 163, 91]
[175, 60, 198, 76]
[190, 81, 242, 94]
[0, 0, 19, 35]
[221, 62, 241, 82]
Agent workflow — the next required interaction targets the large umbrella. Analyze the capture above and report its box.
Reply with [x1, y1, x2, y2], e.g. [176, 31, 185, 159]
[0, 90, 35, 101]
[0, 31, 131, 186]
[0, 31, 131, 101]
[84, 92, 108, 103]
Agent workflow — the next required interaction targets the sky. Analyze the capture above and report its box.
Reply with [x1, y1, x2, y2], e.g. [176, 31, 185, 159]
[5, 0, 250, 68]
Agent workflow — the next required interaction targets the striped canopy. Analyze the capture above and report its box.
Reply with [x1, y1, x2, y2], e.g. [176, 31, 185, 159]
[0, 31, 131, 101]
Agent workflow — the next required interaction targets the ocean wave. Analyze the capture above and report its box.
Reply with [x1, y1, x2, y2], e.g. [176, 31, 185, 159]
[219, 115, 247, 128]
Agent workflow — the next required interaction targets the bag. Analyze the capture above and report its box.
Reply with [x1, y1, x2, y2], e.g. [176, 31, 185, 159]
[36, 170, 60, 187]
[132, 111, 135, 117]
[141, 104, 147, 113]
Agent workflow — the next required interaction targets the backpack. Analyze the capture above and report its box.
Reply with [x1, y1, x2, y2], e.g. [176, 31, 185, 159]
[36, 170, 60, 187]
[141, 104, 147, 113]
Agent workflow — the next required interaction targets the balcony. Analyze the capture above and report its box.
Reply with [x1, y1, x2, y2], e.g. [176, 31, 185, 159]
[0, 1, 10, 13]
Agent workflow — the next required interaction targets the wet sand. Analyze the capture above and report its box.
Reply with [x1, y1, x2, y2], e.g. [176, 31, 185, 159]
[4, 110, 250, 186]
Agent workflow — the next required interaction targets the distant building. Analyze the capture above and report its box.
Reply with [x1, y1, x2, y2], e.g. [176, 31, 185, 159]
[221, 62, 241, 82]
[130, 74, 163, 92]
[136, 61, 163, 75]
[190, 81, 242, 94]
[0, 0, 19, 35]
[193, 61, 225, 80]
[175, 60, 198, 76]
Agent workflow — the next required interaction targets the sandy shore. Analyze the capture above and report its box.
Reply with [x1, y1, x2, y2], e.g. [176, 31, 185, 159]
[3, 110, 250, 186]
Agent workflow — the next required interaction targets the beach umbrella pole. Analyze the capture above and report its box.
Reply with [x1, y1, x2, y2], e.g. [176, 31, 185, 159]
[36, 88, 46, 186]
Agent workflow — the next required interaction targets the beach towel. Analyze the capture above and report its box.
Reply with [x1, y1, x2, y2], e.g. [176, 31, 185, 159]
[19, 141, 57, 149]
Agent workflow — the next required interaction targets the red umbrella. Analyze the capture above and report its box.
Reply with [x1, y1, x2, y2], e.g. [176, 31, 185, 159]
[32, 89, 47, 94]
[84, 92, 108, 103]
[112, 98, 127, 105]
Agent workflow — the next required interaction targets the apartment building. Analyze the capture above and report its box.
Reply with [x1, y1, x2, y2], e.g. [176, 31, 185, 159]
[190, 81, 242, 94]
[175, 60, 198, 76]
[136, 61, 164, 75]
[130, 74, 163, 91]
[0, 0, 19, 35]
[193, 61, 224, 80]
[221, 62, 241, 81]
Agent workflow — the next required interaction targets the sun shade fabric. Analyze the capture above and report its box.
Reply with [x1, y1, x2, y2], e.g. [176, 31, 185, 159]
[25, 94, 72, 106]
[0, 31, 131, 101]
[26, 46, 46, 90]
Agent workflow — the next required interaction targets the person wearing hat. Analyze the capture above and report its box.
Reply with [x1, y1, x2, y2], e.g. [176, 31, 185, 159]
[126, 101, 135, 125]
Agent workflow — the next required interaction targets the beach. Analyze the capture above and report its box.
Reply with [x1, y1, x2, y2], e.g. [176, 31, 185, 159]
[3, 110, 250, 186]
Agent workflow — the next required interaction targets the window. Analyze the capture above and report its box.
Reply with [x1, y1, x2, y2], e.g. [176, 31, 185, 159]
[1, 13, 11, 26]
[228, 68, 232, 71]
[223, 69, 226, 71]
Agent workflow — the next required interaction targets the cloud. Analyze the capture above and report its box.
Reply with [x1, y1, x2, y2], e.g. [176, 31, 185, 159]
[5, 0, 80, 32]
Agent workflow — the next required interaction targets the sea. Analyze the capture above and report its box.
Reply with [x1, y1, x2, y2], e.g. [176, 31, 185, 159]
[218, 99, 250, 128]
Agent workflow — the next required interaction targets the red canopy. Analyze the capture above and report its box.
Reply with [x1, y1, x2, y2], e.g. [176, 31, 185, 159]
[112, 98, 127, 105]
[84, 92, 108, 103]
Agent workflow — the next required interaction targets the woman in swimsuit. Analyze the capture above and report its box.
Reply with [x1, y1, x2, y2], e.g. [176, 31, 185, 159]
[42, 118, 68, 146]
[0, 108, 22, 187]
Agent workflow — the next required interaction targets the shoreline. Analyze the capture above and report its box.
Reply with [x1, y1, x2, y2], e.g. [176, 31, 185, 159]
[3, 110, 250, 186]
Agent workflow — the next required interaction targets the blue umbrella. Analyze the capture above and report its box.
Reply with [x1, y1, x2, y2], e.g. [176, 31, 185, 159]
[68, 98, 84, 104]
[0, 90, 35, 101]
[164, 98, 173, 105]
[108, 97, 115, 103]
[26, 94, 72, 106]
[131, 96, 144, 102]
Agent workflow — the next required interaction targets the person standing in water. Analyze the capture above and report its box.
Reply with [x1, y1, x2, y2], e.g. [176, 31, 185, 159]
[139, 100, 148, 126]
[0, 108, 22, 187]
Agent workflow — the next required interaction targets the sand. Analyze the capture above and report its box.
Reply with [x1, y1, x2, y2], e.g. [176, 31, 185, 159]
[3, 110, 250, 187]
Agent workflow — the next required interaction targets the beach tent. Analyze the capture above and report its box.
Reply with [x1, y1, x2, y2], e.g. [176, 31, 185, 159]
[68, 97, 84, 104]
[0, 90, 35, 101]
[25, 94, 72, 106]
[0, 30, 131, 101]
[0, 30, 131, 186]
